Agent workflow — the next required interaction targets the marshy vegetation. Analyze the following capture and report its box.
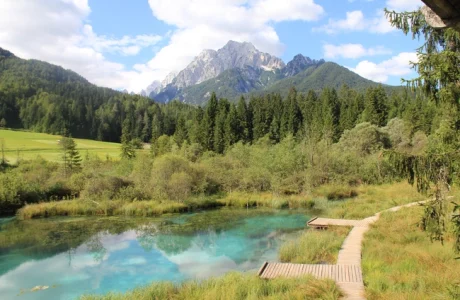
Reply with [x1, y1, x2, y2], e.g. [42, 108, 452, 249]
[362, 202, 460, 299]
[80, 272, 342, 300]
[279, 226, 351, 264]
[1, 113, 427, 219]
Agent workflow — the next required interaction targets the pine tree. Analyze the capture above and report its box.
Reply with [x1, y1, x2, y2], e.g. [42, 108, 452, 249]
[151, 112, 163, 144]
[269, 94, 283, 142]
[361, 86, 388, 127]
[174, 115, 188, 146]
[121, 118, 135, 159]
[224, 103, 239, 148]
[213, 99, 229, 153]
[236, 96, 251, 143]
[201, 92, 218, 150]
[320, 87, 340, 142]
[189, 107, 204, 145]
[60, 136, 81, 174]
[141, 111, 151, 142]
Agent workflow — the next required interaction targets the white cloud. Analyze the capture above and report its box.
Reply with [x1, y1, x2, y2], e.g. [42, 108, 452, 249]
[0, 0, 162, 91]
[81, 25, 161, 56]
[386, 0, 422, 11]
[314, 10, 395, 34]
[349, 52, 418, 83]
[0, 0, 325, 92]
[323, 43, 392, 59]
[133, 0, 325, 92]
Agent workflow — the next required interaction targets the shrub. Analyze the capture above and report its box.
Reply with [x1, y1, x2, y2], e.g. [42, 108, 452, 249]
[80, 176, 132, 200]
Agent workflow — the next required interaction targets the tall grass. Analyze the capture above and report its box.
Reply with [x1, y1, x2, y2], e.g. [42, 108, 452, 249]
[279, 227, 351, 264]
[362, 204, 460, 299]
[18, 199, 196, 219]
[322, 182, 424, 219]
[218, 192, 315, 209]
[80, 272, 342, 300]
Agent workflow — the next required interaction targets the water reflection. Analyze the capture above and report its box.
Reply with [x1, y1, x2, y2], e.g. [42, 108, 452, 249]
[0, 209, 309, 300]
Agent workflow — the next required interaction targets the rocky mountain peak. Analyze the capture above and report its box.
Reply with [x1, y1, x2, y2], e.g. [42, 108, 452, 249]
[163, 40, 285, 91]
[283, 54, 323, 77]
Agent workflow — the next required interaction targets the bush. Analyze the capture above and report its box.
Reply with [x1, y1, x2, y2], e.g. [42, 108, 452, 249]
[81, 176, 132, 200]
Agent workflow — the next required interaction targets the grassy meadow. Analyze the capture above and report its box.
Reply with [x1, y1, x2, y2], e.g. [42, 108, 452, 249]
[362, 203, 460, 300]
[0, 129, 122, 162]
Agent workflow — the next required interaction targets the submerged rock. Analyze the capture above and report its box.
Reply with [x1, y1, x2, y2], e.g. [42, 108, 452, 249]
[31, 285, 49, 292]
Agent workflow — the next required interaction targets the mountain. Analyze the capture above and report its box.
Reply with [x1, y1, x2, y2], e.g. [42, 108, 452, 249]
[148, 41, 396, 105]
[150, 41, 285, 101]
[141, 71, 177, 97]
[254, 61, 397, 97]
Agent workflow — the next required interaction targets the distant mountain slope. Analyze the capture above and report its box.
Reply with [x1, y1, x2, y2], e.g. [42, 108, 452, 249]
[154, 60, 399, 105]
[256, 62, 398, 97]
[148, 41, 399, 105]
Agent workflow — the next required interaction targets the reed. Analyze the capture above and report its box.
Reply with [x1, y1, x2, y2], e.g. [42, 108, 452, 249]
[279, 227, 351, 264]
[80, 272, 342, 300]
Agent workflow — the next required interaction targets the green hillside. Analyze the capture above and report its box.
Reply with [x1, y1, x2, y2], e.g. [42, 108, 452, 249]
[257, 62, 399, 97]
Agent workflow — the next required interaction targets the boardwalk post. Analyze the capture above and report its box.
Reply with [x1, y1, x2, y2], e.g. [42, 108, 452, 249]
[257, 261, 268, 277]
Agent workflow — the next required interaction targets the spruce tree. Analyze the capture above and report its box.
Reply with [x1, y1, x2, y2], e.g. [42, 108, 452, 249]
[224, 103, 239, 148]
[174, 115, 188, 146]
[141, 111, 151, 142]
[121, 118, 135, 159]
[320, 87, 340, 142]
[361, 86, 388, 127]
[269, 94, 283, 142]
[60, 136, 81, 174]
[213, 99, 229, 153]
[236, 96, 250, 143]
[385, 8, 460, 252]
[201, 92, 218, 150]
[151, 112, 163, 144]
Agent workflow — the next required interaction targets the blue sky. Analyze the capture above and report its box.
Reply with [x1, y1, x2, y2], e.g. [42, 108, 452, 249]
[0, 0, 423, 92]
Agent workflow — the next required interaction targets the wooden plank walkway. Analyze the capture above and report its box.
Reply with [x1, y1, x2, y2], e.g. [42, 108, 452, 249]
[307, 217, 367, 227]
[259, 263, 363, 282]
[259, 200, 428, 300]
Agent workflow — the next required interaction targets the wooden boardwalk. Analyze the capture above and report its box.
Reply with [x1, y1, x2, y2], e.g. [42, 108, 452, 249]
[259, 263, 363, 282]
[259, 200, 428, 300]
[307, 217, 367, 228]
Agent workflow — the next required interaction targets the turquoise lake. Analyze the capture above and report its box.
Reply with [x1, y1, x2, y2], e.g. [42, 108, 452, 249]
[0, 209, 310, 299]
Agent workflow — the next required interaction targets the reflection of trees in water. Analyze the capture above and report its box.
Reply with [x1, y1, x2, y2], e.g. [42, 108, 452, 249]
[66, 247, 76, 267]
[86, 233, 107, 263]
[135, 223, 194, 255]
[193, 228, 219, 254]
[136, 224, 159, 252]
[154, 234, 193, 255]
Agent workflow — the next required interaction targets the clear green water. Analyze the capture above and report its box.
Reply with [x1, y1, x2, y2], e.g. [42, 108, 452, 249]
[0, 209, 309, 300]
